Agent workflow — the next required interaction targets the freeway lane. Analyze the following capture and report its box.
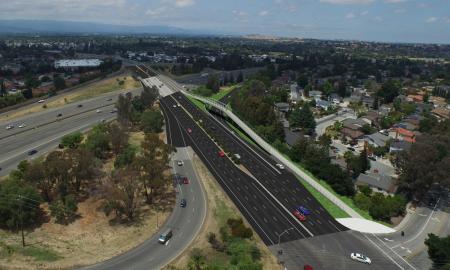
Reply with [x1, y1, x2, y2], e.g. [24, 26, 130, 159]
[172, 91, 347, 237]
[0, 88, 142, 138]
[0, 105, 116, 176]
[160, 95, 314, 245]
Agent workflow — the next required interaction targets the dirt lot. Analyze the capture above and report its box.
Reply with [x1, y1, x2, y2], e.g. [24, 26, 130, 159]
[165, 155, 281, 270]
[0, 75, 141, 122]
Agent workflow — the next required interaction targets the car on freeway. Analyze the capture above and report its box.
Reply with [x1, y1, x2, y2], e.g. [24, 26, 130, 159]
[37, 99, 45, 103]
[187, 128, 192, 134]
[177, 160, 184, 166]
[172, 104, 177, 108]
[292, 209, 306, 221]
[18, 123, 26, 128]
[180, 199, 187, 208]
[96, 109, 102, 113]
[57, 113, 62, 117]
[218, 151, 225, 157]
[297, 205, 311, 215]
[5, 124, 14, 130]
[77, 104, 83, 108]
[182, 177, 189, 185]
[177, 103, 181, 107]
[275, 163, 285, 169]
[110, 108, 118, 113]
[350, 253, 371, 264]
[28, 149, 38, 156]
[107, 98, 113, 101]
[304, 265, 314, 270]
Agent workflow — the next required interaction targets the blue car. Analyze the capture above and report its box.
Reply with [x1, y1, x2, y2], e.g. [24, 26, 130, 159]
[297, 205, 311, 215]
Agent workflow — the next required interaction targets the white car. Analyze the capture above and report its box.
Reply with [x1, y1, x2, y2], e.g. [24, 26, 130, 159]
[18, 123, 26, 128]
[350, 253, 371, 264]
[5, 124, 14, 130]
[96, 109, 102, 113]
[177, 160, 184, 166]
[275, 163, 285, 170]
[37, 99, 45, 103]
[173, 104, 177, 108]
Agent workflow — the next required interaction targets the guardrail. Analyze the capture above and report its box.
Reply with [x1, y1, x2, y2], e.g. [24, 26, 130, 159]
[182, 90, 363, 219]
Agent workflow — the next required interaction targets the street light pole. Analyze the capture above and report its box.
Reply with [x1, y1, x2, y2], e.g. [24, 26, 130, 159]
[277, 227, 294, 256]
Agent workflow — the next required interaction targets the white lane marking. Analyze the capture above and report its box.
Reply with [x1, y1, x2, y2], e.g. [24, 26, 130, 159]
[363, 234, 405, 270]
[373, 234, 418, 270]
[391, 199, 440, 249]
[165, 240, 170, 246]
[327, 220, 341, 232]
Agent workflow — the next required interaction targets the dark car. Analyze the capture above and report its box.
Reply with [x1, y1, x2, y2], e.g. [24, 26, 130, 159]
[28, 149, 38, 155]
[347, 147, 355, 152]
[297, 205, 311, 215]
[77, 104, 83, 108]
[57, 113, 62, 117]
[182, 177, 189, 185]
[180, 199, 187, 208]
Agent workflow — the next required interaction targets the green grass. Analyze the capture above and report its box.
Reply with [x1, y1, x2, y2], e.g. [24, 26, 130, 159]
[225, 121, 259, 148]
[0, 241, 61, 262]
[214, 197, 236, 227]
[210, 85, 237, 101]
[187, 96, 207, 112]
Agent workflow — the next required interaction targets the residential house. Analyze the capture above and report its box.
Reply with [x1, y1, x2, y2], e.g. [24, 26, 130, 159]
[362, 95, 375, 109]
[356, 172, 397, 195]
[389, 140, 412, 153]
[329, 93, 342, 105]
[432, 107, 450, 121]
[389, 127, 416, 143]
[361, 110, 379, 127]
[340, 118, 366, 141]
[290, 83, 302, 103]
[407, 94, 423, 103]
[309, 90, 322, 101]
[430, 96, 448, 108]
[394, 122, 417, 131]
[316, 99, 331, 110]
[364, 132, 391, 148]
[274, 102, 290, 117]
[379, 104, 393, 116]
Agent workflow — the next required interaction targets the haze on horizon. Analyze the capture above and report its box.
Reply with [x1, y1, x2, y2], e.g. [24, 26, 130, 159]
[1, 0, 449, 44]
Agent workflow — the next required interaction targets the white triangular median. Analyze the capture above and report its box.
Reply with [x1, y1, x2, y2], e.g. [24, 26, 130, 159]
[337, 218, 396, 234]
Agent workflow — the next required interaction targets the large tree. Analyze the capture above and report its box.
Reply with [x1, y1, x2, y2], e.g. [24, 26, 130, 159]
[425, 233, 450, 269]
[289, 104, 316, 135]
[378, 79, 401, 103]
[141, 85, 158, 109]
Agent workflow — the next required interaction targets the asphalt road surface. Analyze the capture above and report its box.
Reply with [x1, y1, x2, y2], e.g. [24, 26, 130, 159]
[81, 147, 206, 270]
[0, 89, 142, 176]
[159, 93, 349, 246]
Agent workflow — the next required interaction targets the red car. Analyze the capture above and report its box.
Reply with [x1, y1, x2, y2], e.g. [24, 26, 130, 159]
[292, 209, 306, 221]
[187, 128, 192, 134]
[218, 150, 225, 157]
[182, 177, 189, 184]
[304, 265, 314, 270]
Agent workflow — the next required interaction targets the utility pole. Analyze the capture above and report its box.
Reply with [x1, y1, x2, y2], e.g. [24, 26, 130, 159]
[18, 195, 25, 247]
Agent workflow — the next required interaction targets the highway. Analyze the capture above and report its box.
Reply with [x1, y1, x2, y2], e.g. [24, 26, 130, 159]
[0, 89, 141, 176]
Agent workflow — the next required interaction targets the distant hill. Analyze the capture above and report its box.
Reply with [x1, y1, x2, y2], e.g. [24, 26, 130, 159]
[0, 20, 215, 35]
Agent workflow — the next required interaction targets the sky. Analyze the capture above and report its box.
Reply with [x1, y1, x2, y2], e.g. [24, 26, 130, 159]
[1, 0, 450, 44]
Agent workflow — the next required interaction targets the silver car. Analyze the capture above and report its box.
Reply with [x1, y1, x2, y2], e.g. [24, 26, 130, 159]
[350, 253, 371, 264]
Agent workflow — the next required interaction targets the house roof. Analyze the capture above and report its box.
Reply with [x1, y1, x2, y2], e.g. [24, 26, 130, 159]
[432, 108, 450, 120]
[395, 127, 415, 138]
[342, 118, 367, 130]
[341, 127, 364, 139]
[365, 132, 390, 147]
[356, 172, 397, 193]
[316, 99, 331, 107]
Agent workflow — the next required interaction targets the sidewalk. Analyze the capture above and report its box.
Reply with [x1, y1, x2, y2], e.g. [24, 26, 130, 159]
[336, 218, 396, 234]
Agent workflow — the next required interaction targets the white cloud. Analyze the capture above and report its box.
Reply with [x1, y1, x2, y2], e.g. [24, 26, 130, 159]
[145, 6, 167, 17]
[346, 12, 356, 19]
[360, 10, 369, 16]
[384, 0, 407, 3]
[394, 8, 406, 13]
[418, 3, 428, 8]
[373, 16, 383, 22]
[426, 17, 437, 23]
[320, 0, 374, 4]
[287, 5, 297, 12]
[173, 0, 195, 7]
[259, 10, 269, 16]
[232, 10, 247, 16]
